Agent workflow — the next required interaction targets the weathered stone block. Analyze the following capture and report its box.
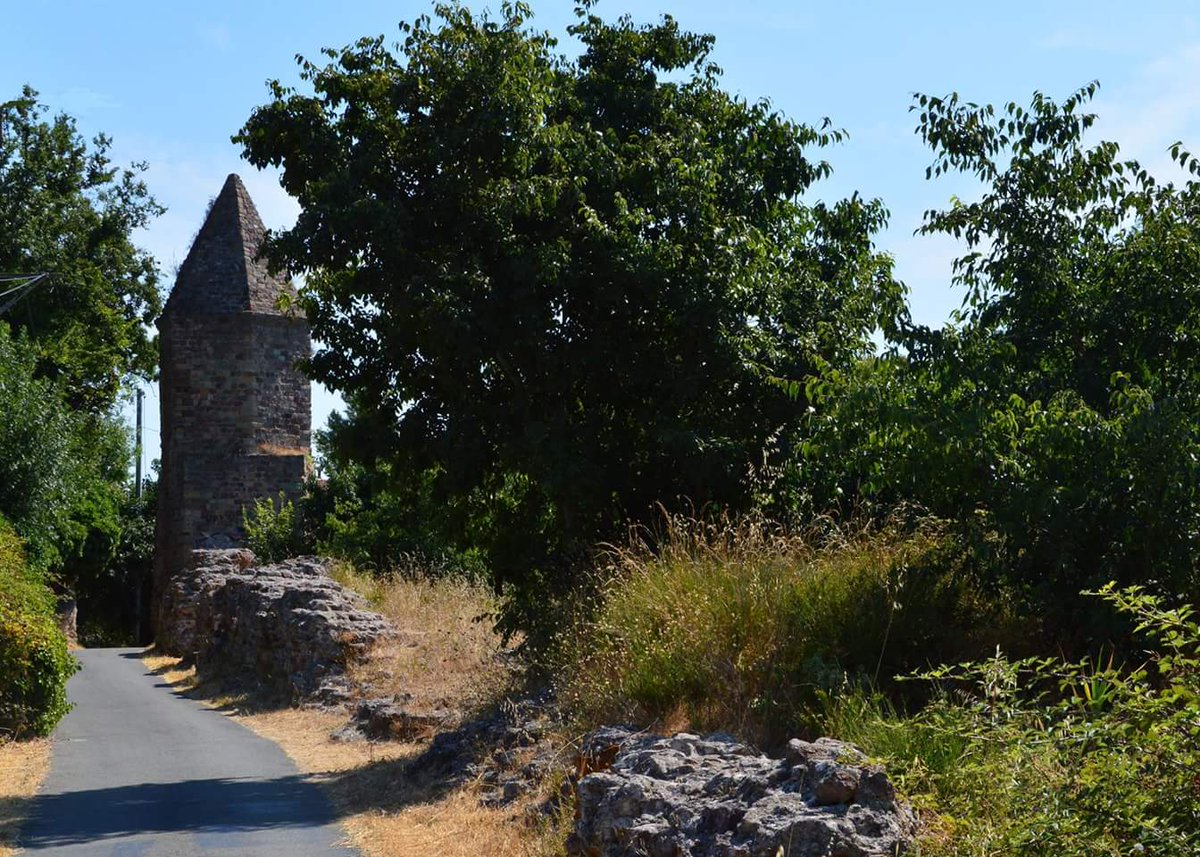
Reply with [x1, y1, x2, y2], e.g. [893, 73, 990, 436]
[158, 550, 394, 698]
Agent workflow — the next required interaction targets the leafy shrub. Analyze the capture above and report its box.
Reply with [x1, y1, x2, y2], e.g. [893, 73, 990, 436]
[0, 517, 77, 737]
[304, 464, 486, 580]
[795, 349, 1200, 641]
[561, 513, 1013, 747]
[825, 585, 1200, 856]
[242, 492, 307, 563]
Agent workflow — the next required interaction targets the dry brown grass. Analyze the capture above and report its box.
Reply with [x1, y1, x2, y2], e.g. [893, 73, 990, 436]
[332, 565, 515, 719]
[0, 737, 52, 857]
[144, 572, 563, 857]
[142, 652, 200, 691]
[240, 707, 535, 857]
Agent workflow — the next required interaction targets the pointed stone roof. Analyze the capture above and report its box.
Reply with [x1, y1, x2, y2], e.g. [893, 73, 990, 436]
[163, 174, 296, 317]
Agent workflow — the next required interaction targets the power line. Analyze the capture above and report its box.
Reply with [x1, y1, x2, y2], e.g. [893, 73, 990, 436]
[0, 272, 47, 293]
[0, 272, 48, 316]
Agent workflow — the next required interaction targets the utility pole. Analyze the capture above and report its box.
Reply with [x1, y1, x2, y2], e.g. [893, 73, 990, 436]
[134, 385, 145, 643]
[135, 388, 144, 498]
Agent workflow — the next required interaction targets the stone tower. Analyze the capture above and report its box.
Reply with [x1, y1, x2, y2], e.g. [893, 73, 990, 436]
[154, 174, 310, 627]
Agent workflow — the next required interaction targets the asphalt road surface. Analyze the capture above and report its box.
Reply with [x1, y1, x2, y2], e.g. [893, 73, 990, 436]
[19, 648, 358, 856]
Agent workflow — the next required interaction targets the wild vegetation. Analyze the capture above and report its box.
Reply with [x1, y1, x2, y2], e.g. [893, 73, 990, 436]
[230, 5, 1200, 854]
[0, 86, 160, 736]
[560, 514, 1012, 747]
[825, 586, 1200, 855]
[6, 1, 1200, 853]
[0, 517, 74, 738]
[237, 2, 900, 641]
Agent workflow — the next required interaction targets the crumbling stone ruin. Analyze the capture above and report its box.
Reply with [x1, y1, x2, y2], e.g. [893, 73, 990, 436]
[154, 174, 311, 632]
[158, 549, 393, 697]
[568, 728, 916, 857]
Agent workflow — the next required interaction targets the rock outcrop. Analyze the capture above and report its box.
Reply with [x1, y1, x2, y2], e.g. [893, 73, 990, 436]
[157, 549, 393, 698]
[339, 697, 455, 742]
[568, 728, 916, 857]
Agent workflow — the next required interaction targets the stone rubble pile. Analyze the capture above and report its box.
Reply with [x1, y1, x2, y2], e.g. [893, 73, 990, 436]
[567, 728, 916, 857]
[157, 549, 394, 697]
[338, 696, 455, 742]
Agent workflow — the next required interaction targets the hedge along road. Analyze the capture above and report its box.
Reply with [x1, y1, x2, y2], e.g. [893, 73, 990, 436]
[19, 648, 358, 856]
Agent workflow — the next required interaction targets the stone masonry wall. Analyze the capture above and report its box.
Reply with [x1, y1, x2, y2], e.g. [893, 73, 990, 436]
[156, 312, 310, 595]
[159, 314, 310, 457]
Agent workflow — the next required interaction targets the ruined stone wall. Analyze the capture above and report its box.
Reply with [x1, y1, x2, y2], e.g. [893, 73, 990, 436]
[157, 550, 393, 698]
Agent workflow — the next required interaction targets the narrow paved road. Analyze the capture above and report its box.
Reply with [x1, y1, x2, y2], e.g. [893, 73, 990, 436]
[20, 648, 357, 856]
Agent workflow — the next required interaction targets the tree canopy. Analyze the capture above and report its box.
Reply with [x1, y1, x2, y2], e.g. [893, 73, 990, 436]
[0, 87, 163, 412]
[0, 88, 158, 643]
[0, 322, 127, 574]
[795, 83, 1200, 623]
[237, 3, 901, 624]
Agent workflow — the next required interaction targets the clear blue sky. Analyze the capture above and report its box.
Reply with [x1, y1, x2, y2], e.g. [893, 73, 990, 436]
[7, 1, 1200, 473]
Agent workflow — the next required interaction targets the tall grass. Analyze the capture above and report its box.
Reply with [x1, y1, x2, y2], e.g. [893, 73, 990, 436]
[560, 512, 1011, 748]
[557, 514, 1200, 854]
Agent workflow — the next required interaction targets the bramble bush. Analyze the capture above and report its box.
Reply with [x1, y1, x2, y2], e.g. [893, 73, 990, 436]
[0, 516, 76, 738]
[824, 584, 1200, 856]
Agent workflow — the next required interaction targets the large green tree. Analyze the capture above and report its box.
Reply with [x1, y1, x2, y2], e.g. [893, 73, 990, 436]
[0, 322, 127, 576]
[796, 83, 1200, 622]
[0, 87, 163, 412]
[0, 89, 161, 642]
[237, 3, 900, 629]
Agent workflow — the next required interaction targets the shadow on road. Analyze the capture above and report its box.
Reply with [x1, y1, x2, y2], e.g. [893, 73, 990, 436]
[18, 773, 338, 849]
[112, 648, 536, 828]
[134, 646, 294, 714]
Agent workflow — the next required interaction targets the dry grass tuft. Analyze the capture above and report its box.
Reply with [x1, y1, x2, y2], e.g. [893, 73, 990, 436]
[142, 651, 200, 692]
[561, 511, 1008, 748]
[333, 565, 516, 719]
[342, 790, 534, 857]
[0, 737, 52, 857]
